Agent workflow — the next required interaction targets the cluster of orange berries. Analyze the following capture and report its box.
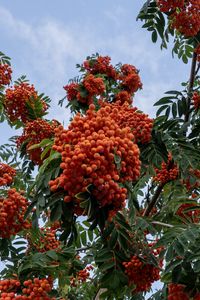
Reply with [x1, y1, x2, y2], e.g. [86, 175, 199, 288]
[192, 91, 200, 110]
[64, 55, 142, 107]
[102, 101, 153, 144]
[16, 119, 59, 165]
[0, 163, 16, 186]
[0, 277, 55, 300]
[157, 0, 200, 37]
[0, 63, 12, 87]
[114, 91, 132, 105]
[123, 255, 161, 293]
[49, 104, 141, 217]
[176, 193, 200, 223]
[27, 227, 60, 253]
[176, 201, 200, 223]
[157, 0, 184, 12]
[153, 154, 179, 184]
[70, 265, 93, 287]
[4, 82, 48, 123]
[182, 169, 200, 191]
[0, 188, 30, 238]
[119, 64, 142, 94]
[83, 55, 118, 79]
[168, 283, 200, 300]
[64, 74, 105, 105]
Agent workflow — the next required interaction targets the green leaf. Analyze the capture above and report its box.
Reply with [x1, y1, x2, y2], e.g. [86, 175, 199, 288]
[151, 30, 158, 43]
[50, 202, 62, 222]
[99, 260, 115, 272]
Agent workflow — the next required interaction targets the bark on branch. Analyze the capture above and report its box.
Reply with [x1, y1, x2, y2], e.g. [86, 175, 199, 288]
[184, 52, 198, 123]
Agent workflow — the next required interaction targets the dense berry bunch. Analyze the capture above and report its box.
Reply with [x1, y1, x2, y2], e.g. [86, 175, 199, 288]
[0, 277, 55, 300]
[171, 1, 200, 37]
[0, 163, 16, 186]
[192, 91, 200, 110]
[28, 227, 60, 253]
[119, 64, 142, 94]
[49, 104, 141, 217]
[157, 0, 200, 37]
[168, 283, 200, 299]
[104, 101, 153, 144]
[4, 83, 48, 123]
[82, 74, 105, 100]
[176, 202, 200, 223]
[0, 279, 21, 299]
[153, 154, 179, 184]
[114, 91, 132, 105]
[64, 82, 79, 101]
[64, 56, 142, 108]
[176, 194, 200, 223]
[64, 74, 105, 106]
[157, 0, 184, 12]
[182, 169, 200, 191]
[123, 255, 160, 293]
[0, 63, 12, 86]
[70, 265, 93, 287]
[0, 188, 30, 238]
[168, 283, 190, 300]
[83, 55, 118, 79]
[17, 119, 59, 165]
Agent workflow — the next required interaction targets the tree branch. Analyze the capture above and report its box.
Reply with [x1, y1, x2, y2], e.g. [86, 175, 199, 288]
[184, 52, 198, 123]
[94, 288, 107, 300]
[142, 182, 165, 217]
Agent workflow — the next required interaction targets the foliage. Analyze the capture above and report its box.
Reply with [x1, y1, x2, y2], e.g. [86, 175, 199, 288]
[0, 1, 200, 299]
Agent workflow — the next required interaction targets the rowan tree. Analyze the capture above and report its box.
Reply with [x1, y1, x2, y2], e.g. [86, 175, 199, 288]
[0, 1, 200, 299]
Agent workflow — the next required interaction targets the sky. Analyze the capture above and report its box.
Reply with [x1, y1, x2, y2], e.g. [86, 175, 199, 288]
[0, 0, 191, 295]
[0, 0, 190, 146]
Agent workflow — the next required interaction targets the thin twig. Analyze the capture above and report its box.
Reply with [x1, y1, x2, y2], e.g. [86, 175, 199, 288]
[151, 221, 174, 228]
[94, 288, 107, 300]
[142, 182, 165, 216]
[184, 52, 198, 123]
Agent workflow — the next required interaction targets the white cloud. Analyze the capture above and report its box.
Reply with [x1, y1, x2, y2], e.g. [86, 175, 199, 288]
[0, 5, 179, 122]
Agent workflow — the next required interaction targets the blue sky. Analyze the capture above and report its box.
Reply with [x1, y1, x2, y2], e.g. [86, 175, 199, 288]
[0, 0, 190, 145]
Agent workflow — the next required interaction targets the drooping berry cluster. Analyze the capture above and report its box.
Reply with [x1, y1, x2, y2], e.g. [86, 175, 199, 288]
[101, 101, 153, 144]
[168, 283, 200, 300]
[0, 279, 21, 299]
[27, 227, 60, 253]
[182, 169, 200, 191]
[4, 82, 48, 123]
[192, 91, 200, 110]
[49, 104, 141, 218]
[70, 265, 93, 287]
[0, 63, 12, 87]
[0, 277, 55, 300]
[153, 154, 179, 184]
[0, 163, 16, 186]
[157, 0, 184, 12]
[83, 55, 118, 79]
[157, 0, 200, 37]
[123, 255, 161, 293]
[176, 193, 200, 223]
[0, 188, 30, 238]
[119, 64, 142, 94]
[16, 119, 59, 165]
[168, 283, 189, 300]
[64, 55, 142, 108]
